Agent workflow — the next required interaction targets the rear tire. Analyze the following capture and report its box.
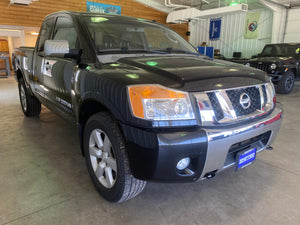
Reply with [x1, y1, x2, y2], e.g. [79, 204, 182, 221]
[83, 112, 146, 202]
[18, 77, 41, 117]
[277, 71, 295, 94]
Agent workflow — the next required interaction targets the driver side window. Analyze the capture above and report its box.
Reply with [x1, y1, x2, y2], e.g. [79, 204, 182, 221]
[53, 17, 77, 49]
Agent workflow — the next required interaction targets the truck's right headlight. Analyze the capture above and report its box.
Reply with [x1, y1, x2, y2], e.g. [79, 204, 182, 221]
[127, 85, 195, 121]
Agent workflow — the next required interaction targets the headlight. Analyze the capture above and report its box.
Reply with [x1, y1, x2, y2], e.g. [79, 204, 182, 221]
[127, 85, 195, 120]
[245, 63, 250, 67]
[270, 63, 276, 70]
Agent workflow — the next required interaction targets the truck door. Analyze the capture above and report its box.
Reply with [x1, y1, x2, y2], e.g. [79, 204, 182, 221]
[42, 16, 78, 115]
[33, 17, 55, 99]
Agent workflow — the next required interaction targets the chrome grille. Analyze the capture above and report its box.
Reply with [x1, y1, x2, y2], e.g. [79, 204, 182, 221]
[262, 85, 267, 107]
[207, 92, 224, 121]
[194, 83, 275, 126]
[226, 87, 261, 117]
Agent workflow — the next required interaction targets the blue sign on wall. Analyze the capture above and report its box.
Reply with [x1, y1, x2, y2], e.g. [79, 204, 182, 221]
[198, 46, 214, 58]
[209, 18, 222, 41]
[86, 1, 121, 15]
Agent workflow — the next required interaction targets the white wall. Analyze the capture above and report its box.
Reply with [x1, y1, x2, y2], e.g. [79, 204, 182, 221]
[0, 25, 38, 68]
[189, 9, 273, 58]
[24, 32, 38, 47]
[284, 8, 300, 43]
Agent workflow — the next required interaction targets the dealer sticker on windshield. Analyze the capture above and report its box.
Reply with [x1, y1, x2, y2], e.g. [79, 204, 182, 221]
[235, 148, 257, 171]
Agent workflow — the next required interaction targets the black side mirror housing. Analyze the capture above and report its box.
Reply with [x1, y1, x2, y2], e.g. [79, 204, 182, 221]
[64, 49, 82, 64]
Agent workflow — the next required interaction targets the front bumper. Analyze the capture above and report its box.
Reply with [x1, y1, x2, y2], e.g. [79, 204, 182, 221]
[200, 107, 282, 179]
[121, 107, 282, 182]
[268, 71, 284, 82]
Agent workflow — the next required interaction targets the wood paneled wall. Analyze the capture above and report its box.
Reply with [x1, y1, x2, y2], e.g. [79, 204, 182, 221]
[0, 0, 188, 40]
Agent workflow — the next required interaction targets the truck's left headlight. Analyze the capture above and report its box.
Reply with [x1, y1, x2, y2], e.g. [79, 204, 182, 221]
[270, 63, 276, 70]
[127, 85, 195, 120]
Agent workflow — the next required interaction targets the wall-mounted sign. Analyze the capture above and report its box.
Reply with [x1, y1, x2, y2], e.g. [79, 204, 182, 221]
[244, 12, 261, 39]
[209, 18, 222, 41]
[86, 1, 121, 15]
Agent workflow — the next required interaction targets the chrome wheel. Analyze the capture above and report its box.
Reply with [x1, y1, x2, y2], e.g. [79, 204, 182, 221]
[89, 129, 117, 189]
[20, 84, 27, 112]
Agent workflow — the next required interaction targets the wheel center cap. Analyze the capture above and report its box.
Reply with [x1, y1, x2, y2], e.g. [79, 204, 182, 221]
[103, 152, 108, 159]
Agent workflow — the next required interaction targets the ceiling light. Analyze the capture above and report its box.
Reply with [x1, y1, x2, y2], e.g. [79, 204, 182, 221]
[167, 4, 248, 23]
[230, 2, 239, 6]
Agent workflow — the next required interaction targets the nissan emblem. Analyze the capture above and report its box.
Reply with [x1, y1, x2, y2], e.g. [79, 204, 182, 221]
[240, 93, 251, 109]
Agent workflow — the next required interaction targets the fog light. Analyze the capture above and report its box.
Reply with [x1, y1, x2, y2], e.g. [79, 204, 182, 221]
[176, 157, 190, 170]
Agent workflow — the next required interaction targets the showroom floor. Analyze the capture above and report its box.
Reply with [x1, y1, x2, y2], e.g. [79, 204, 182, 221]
[0, 75, 300, 225]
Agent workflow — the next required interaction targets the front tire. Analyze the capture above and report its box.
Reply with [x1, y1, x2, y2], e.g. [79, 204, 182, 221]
[18, 77, 41, 117]
[277, 72, 295, 94]
[83, 112, 146, 202]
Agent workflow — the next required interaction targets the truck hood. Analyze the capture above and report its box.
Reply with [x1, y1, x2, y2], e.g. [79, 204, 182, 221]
[114, 55, 269, 92]
[248, 56, 296, 64]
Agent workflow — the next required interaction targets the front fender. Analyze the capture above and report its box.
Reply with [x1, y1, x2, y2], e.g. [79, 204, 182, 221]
[71, 69, 129, 124]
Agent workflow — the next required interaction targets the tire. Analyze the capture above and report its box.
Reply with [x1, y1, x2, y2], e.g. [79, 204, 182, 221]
[83, 112, 146, 202]
[277, 71, 295, 94]
[18, 77, 41, 117]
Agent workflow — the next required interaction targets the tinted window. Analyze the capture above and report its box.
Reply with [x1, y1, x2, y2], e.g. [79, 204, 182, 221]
[53, 17, 77, 49]
[82, 16, 197, 54]
[261, 45, 298, 57]
[37, 17, 55, 52]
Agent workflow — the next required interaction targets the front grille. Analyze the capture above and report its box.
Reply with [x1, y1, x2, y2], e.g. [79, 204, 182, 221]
[195, 83, 273, 126]
[226, 87, 261, 117]
[252, 63, 270, 73]
[207, 92, 224, 121]
[262, 85, 267, 107]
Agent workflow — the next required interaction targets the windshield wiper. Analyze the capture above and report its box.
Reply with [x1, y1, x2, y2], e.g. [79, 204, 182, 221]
[153, 48, 199, 55]
[98, 47, 168, 54]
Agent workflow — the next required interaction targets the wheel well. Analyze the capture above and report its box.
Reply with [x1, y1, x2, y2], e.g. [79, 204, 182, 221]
[289, 68, 296, 75]
[78, 100, 109, 155]
[79, 100, 109, 126]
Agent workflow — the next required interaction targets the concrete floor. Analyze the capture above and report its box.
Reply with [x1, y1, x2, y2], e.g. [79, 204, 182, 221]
[0, 75, 300, 225]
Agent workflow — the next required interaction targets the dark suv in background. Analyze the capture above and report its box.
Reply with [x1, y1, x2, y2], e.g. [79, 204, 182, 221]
[246, 43, 300, 94]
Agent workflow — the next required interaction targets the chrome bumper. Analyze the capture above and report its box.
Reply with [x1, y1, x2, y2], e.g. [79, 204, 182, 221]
[200, 107, 283, 178]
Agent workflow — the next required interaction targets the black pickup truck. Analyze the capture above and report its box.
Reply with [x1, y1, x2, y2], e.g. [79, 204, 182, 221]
[13, 11, 282, 202]
[246, 43, 300, 94]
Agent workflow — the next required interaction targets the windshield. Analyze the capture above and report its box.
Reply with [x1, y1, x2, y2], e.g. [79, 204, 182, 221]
[81, 15, 198, 55]
[261, 45, 298, 57]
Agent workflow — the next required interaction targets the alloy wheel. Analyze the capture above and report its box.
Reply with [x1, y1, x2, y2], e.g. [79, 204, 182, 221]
[20, 85, 27, 112]
[89, 129, 117, 189]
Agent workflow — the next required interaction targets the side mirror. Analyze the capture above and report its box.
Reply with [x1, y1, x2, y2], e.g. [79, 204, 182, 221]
[44, 40, 69, 56]
[44, 40, 82, 62]
[257, 53, 262, 57]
